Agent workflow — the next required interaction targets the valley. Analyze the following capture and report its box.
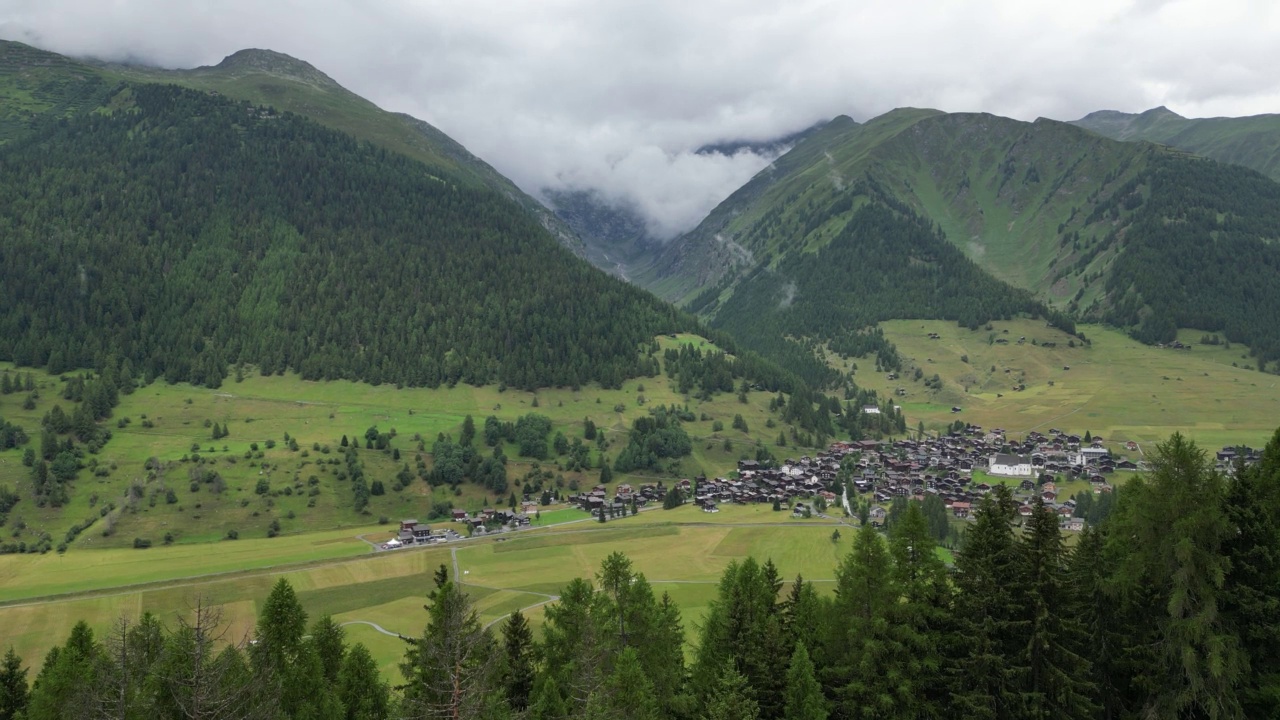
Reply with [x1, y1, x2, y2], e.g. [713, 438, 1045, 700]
[2, 34, 1280, 719]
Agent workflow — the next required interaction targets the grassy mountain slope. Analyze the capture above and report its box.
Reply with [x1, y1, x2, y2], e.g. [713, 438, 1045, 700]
[645, 110, 1157, 308]
[1073, 106, 1280, 182]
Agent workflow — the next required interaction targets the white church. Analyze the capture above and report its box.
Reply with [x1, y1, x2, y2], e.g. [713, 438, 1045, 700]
[988, 453, 1034, 477]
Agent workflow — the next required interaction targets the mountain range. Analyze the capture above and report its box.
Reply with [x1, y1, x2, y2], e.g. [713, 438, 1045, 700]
[4, 38, 1280, 390]
[0, 39, 691, 390]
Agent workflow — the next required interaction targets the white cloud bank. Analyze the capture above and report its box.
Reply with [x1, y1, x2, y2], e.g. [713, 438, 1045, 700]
[3, 0, 1278, 238]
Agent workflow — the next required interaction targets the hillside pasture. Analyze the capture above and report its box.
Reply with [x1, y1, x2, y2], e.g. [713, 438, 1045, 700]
[0, 338, 805, 552]
[843, 319, 1280, 450]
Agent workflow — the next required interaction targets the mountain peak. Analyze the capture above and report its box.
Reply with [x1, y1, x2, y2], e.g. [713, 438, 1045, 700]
[1140, 105, 1184, 120]
[210, 48, 338, 88]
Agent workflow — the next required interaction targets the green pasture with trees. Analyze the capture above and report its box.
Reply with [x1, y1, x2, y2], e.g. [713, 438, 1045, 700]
[1, 429, 1277, 720]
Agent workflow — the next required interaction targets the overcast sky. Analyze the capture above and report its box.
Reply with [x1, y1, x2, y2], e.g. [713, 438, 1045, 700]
[3, 0, 1278, 238]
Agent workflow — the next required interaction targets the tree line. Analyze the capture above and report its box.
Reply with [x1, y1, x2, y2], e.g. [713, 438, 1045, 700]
[5, 427, 1278, 719]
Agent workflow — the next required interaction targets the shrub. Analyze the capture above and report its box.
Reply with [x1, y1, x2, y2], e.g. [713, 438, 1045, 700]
[225, 529, 239, 540]
[132, 537, 152, 549]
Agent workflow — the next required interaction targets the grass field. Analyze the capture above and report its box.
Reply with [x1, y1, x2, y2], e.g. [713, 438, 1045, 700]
[842, 318, 1280, 450]
[0, 332, 807, 551]
[0, 504, 855, 681]
[2, 323, 1277, 683]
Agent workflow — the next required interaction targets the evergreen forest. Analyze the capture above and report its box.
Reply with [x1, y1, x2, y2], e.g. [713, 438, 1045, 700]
[0, 82, 695, 390]
[3, 429, 1278, 720]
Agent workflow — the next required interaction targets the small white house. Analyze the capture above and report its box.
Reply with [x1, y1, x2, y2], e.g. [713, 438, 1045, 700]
[989, 453, 1033, 477]
[861, 405, 881, 415]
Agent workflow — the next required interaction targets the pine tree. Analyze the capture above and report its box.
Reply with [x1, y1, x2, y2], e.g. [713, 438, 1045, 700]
[1106, 433, 1245, 719]
[948, 485, 1026, 720]
[309, 615, 346, 683]
[0, 648, 28, 720]
[502, 610, 535, 711]
[1016, 498, 1096, 719]
[784, 642, 827, 720]
[1220, 429, 1280, 718]
[399, 580, 499, 719]
[338, 643, 391, 720]
[703, 658, 760, 720]
[529, 675, 570, 720]
[583, 647, 661, 720]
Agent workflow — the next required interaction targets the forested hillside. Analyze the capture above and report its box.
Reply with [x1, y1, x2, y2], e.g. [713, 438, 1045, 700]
[4, 430, 1278, 719]
[0, 82, 688, 389]
[645, 107, 1280, 375]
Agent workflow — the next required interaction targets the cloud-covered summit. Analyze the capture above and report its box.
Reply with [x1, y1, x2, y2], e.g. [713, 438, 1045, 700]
[4, 0, 1278, 238]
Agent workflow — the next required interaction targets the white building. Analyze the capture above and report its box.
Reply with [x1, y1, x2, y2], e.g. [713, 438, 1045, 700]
[989, 453, 1034, 477]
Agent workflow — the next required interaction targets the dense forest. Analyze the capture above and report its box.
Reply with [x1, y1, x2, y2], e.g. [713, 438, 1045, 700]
[0, 82, 694, 391]
[1102, 155, 1280, 366]
[5, 429, 1277, 719]
[710, 182, 1076, 389]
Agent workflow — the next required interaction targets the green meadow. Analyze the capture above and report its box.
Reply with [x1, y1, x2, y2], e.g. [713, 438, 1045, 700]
[0, 504, 855, 681]
[844, 318, 1280, 450]
[0, 333, 804, 551]
[2, 324, 1276, 682]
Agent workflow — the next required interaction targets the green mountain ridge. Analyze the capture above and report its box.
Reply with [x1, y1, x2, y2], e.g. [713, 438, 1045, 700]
[1072, 105, 1280, 182]
[640, 106, 1280, 374]
[0, 45, 686, 390]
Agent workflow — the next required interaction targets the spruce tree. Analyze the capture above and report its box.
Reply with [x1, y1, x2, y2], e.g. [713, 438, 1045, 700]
[703, 658, 760, 720]
[1065, 526, 1128, 719]
[1016, 498, 1096, 719]
[399, 580, 499, 718]
[1220, 429, 1280, 717]
[501, 610, 535, 711]
[0, 648, 28, 720]
[784, 642, 827, 720]
[948, 485, 1026, 720]
[583, 647, 661, 720]
[337, 643, 391, 720]
[1106, 433, 1245, 719]
[528, 675, 570, 720]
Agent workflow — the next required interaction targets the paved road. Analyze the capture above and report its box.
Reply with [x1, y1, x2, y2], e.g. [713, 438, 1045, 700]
[340, 620, 406, 639]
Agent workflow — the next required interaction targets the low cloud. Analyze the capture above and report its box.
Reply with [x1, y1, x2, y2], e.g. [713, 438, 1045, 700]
[4, 0, 1278, 238]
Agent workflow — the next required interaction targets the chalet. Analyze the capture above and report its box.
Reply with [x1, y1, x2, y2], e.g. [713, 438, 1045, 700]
[703, 502, 720, 514]
[951, 502, 972, 518]
[1062, 518, 1086, 532]
[451, 509, 469, 522]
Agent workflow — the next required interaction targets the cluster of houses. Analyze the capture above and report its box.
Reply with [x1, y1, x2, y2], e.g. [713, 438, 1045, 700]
[382, 430, 1262, 550]
[387, 505, 541, 548]
[831, 426, 1136, 530]
[385, 519, 460, 548]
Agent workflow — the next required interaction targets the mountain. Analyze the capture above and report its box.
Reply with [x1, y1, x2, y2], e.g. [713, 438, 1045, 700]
[1072, 106, 1280, 182]
[1, 40, 584, 253]
[0, 41, 689, 389]
[542, 188, 660, 281]
[543, 124, 826, 281]
[643, 107, 1280, 375]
